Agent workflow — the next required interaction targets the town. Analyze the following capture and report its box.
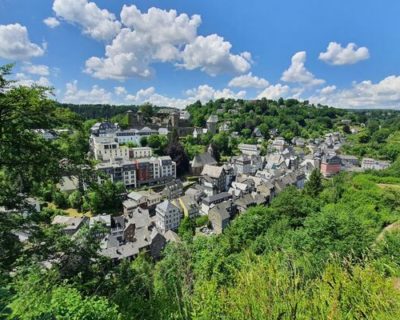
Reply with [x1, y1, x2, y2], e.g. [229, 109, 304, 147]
[37, 107, 390, 263]
[3, 1, 400, 318]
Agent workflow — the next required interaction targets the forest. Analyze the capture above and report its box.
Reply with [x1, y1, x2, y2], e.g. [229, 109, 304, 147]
[2, 64, 400, 319]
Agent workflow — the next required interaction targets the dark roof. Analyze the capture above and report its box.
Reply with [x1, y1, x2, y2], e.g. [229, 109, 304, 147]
[203, 192, 232, 205]
[192, 152, 217, 168]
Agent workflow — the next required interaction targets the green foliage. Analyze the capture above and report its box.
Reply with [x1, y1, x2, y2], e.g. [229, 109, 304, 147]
[10, 278, 121, 320]
[195, 215, 209, 227]
[147, 134, 168, 155]
[178, 217, 195, 241]
[304, 169, 323, 197]
[84, 180, 125, 214]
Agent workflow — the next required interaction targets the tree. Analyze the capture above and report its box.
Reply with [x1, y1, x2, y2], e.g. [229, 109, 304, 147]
[140, 136, 148, 147]
[139, 103, 154, 120]
[343, 124, 351, 134]
[165, 129, 190, 175]
[304, 169, 323, 197]
[178, 217, 195, 241]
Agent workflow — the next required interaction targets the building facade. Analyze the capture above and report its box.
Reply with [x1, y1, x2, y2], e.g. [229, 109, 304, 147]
[156, 200, 182, 233]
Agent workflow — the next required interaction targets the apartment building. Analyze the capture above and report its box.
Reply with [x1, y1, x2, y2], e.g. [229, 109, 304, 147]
[96, 156, 176, 189]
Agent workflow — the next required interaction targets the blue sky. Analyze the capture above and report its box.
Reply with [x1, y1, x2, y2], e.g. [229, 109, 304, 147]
[1, 0, 400, 109]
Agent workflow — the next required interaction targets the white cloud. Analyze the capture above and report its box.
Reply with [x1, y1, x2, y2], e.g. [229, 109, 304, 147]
[180, 34, 252, 76]
[114, 86, 127, 95]
[85, 5, 201, 80]
[257, 84, 290, 100]
[43, 17, 60, 28]
[125, 84, 246, 109]
[319, 42, 369, 65]
[83, 4, 251, 79]
[228, 72, 269, 89]
[309, 76, 400, 109]
[22, 63, 50, 76]
[281, 51, 324, 86]
[14, 72, 51, 87]
[53, 0, 121, 41]
[0, 23, 45, 60]
[319, 85, 337, 95]
[62, 80, 113, 104]
[186, 84, 246, 102]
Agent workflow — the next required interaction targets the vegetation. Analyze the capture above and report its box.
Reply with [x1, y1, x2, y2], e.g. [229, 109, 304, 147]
[2, 64, 400, 319]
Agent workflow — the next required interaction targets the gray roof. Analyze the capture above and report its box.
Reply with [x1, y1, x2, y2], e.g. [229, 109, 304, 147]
[209, 201, 232, 220]
[192, 152, 217, 168]
[203, 192, 232, 205]
[58, 176, 79, 192]
[157, 200, 179, 213]
[207, 115, 218, 123]
[201, 164, 224, 178]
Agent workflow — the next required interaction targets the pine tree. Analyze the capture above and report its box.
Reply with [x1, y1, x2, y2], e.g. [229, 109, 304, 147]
[304, 169, 323, 197]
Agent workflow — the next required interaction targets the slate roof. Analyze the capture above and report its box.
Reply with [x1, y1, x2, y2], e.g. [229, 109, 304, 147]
[201, 164, 224, 178]
[192, 152, 217, 168]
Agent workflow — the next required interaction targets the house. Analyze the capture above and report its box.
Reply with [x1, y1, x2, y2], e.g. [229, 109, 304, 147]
[89, 214, 112, 229]
[292, 137, 306, 147]
[52, 216, 88, 236]
[361, 158, 390, 170]
[200, 165, 227, 196]
[235, 193, 267, 213]
[270, 137, 287, 152]
[232, 155, 252, 175]
[155, 200, 182, 233]
[201, 192, 232, 215]
[90, 122, 119, 136]
[238, 143, 260, 156]
[228, 181, 253, 197]
[173, 195, 199, 219]
[193, 127, 205, 139]
[57, 176, 80, 194]
[208, 200, 237, 234]
[206, 115, 218, 134]
[338, 155, 359, 167]
[100, 229, 166, 262]
[100, 206, 167, 262]
[320, 153, 341, 177]
[191, 150, 217, 175]
[163, 179, 183, 200]
[123, 191, 162, 215]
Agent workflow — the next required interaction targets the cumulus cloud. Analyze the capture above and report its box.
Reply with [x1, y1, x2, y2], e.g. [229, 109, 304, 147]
[186, 84, 246, 101]
[257, 84, 290, 100]
[309, 76, 400, 109]
[85, 5, 201, 79]
[81, 4, 251, 79]
[281, 51, 324, 86]
[180, 34, 252, 76]
[0, 23, 45, 60]
[114, 86, 127, 95]
[62, 80, 113, 104]
[14, 72, 51, 87]
[22, 63, 50, 76]
[228, 72, 269, 89]
[319, 42, 369, 65]
[125, 84, 246, 108]
[319, 85, 337, 95]
[53, 0, 121, 41]
[43, 17, 60, 28]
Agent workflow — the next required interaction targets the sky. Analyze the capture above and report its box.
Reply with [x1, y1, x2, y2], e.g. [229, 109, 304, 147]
[1, 0, 400, 109]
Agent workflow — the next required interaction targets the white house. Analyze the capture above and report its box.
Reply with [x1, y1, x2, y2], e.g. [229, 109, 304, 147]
[156, 200, 182, 233]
